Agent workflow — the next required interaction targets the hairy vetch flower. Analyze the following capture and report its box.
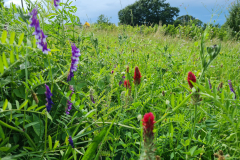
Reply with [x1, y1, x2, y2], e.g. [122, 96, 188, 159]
[124, 80, 131, 89]
[90, 89, 95, 103]
[133, 66, 142, 85]
[208, 79, 212, 89]
[66, 85, 74, 114]
[228, 80, 236, 99]
[45, 84, 54, 112]
[68, 136, 74, 148]
[67, 43, 81, 82]
[142, 112, 155, 137]
[54, 0, 60, 9]
[187, 72, 196, 89]
[29, 7, 50, 54]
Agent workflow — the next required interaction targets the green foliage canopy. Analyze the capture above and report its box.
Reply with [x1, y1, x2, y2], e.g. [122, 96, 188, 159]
[174, 15, 203, 27]
[225, 1, 240, 36]
[118, 0, 179, 26]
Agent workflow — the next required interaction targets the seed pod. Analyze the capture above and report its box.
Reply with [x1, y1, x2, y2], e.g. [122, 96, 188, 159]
[32, 92, 39, 104]
[126, 66, 129, 73]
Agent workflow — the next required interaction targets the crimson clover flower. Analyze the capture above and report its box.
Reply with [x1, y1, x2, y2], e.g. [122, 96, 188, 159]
[29, 7, 50, 54]
[111, 70, 114, 74]
[54, 0, 60, 9]
[45, 84, 54, 112]
[66, 85, 74, 114]
[228, 80, 236, 99]
[187, 72, 196, 89]
[67, 43, 81, 82]
[133, 66, 142, 85]
[142, 112, 155, 138]
[124, 80, 131, 89]
[68, 136, 74, 148]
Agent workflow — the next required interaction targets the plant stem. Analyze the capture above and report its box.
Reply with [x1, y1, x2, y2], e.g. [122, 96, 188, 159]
[45, 113, 48, 152]
[48, 55, 54, 92]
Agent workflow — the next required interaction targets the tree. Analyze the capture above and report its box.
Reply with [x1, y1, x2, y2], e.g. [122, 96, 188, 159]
[97, 14, 111, 25]
[225, 1, 240, 35]
[118, 0, 179, 26]
[174, 15, 203, 27]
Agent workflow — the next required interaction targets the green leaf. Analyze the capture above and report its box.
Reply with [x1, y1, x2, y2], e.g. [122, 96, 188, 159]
[85, 109, 96, 118]
[24, 122, 39, 129]
[27, 105, 38, 111]
[18, 33, 24, 45]
[3, 99, 8, 110]
[32, 114, 44, 137]
[49, 135, 52, 150]
[189, 146, 198, 156]
[46, 112, 53, 121]
[6, 145, 19, 154]
[53, 140, 59, 149]
[9, 31, 15, 45]
[0, 125, 5, 140]
[2, 53, 9, 68]
[1, 30, 7, 43]
[15, 100, 19, 109]
[0, 56, 4, 73]
[10, 50, 14, 64]
[19, 100, 28, 110]
[35, 105, 46, 111]
[81, 128, 107, 160]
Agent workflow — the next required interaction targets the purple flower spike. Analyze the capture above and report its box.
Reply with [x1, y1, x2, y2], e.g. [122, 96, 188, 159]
[54, 0, 61, 9]
[42, 42, 51, 54]
[67, 43, 81, 82]
[45, 84, 54, 112]
[119, 81, 123, 86]
[228, 80, 236, 99]
[68, 136, 75, 148]
[66, 85, 74, 114]
[29, 7, 50, 54]
[208, 79, 212, 89]
[90, 95, 95, 103]
[122, 76, 126, 79]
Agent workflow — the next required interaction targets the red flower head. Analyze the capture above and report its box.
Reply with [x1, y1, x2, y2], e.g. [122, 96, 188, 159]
[124, 80, 131, 89]
[133, 66, 142, 85]
[142, 112, 155, 137]
[187, 71, 196, 89]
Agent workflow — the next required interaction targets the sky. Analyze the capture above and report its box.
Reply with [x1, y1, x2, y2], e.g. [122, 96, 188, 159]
[3, 0, 236, 26]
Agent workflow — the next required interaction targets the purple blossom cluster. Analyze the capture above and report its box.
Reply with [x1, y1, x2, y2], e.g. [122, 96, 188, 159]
[228, 80, 236, 99]
[45, 84, 54, 112]
[119, 75, 125, 86]
[68, 136, 74, 148]
[29, 7, 50, 54]
[67, 43, 81, 82]
[66, 85, 74, 114]
[54, 0, 60, 9]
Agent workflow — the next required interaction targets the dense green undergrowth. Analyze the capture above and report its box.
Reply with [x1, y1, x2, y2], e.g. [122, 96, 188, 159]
[0, 1, 240, 160]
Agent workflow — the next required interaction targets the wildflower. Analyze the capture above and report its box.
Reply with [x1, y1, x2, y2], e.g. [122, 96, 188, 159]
[67, 43, 81, 82]
[140, 112, 156, 159]
[228, 80, 236, 99]
[133, 66, 142, 85]
[90, 89, 95, 103]
[66, 85, 74, 114]
[166, 100, 170, 105]
[124, 80, 131, 89]
[68, 136, 74, 148]
[29, 7, 50, 54]
[119, 81, 123, 86]
[111, 70, 114, 74]
[45, 84, 54, 112]
[122, 75, 126, 79]
[142, 112, 155, 137]
[137, 114, 142, 121]
[187, 72, 196, 89]
[54, 0, 60, 9]
[208, 79, 212, 89]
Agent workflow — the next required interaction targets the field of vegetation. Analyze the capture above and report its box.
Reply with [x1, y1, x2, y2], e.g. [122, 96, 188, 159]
[0, 0, 240, 160]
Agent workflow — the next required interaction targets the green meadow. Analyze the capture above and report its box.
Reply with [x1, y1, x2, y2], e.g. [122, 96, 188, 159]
[0, 0, 240, 159]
